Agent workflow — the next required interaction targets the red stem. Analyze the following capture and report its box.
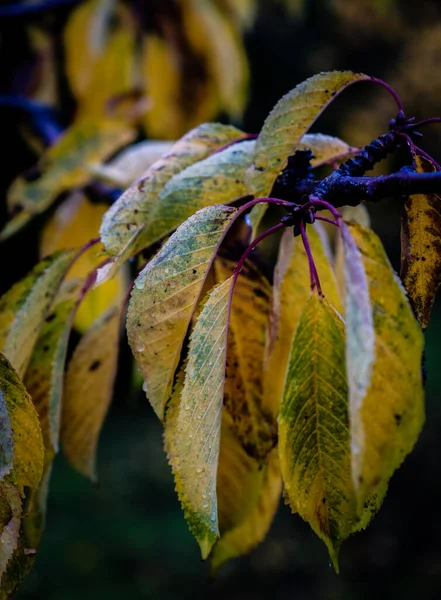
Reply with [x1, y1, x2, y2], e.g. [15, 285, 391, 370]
[315, 215, 339, 227]
[302, 198, 342, 222]
[369, 77, 404, 112]
[299, 220, 322, 295]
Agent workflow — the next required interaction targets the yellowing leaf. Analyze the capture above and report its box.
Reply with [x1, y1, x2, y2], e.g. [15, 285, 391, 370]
[24, 279, 83, 456]
[346, 223, 424, 511]
[2, 121, 135, 240]
[61, 306, 121, 480]
[279, 294, 354, 568]
[142, 140, 254, 259]
[40, 193, 128, 332]
[0, 353, 44, 490]
[401, 151, 441, 329]
[100, 122, 245, 259]
[64, 0, 136, 121]
[0, 483, 22, 582]
[264, 225, 341, 419]
[169, 277, 233, 559]
[214, 256, 277, 460]
[211, 448, 281, 572]
[0, 250, 76, 377]
[244, 71, 370, 198]
[127, 205, 238, 420]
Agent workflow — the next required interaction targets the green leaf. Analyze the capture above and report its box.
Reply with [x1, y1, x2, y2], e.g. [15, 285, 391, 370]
[279, 294, 354, 569]
[61, 306, 121, 481]
[126, 205, 238, 421]
[0, 250, 76, 378]
[0, 483, 22, 582]
[214, 255, 277, 460]
[100, 122, 245, 259]
[1, 121, 135, 240]
[345, 223, 424, 511]
[401, 150, 441, 329]
[211, 447, 281, 572]
[0, 353, 44, 491]
[24, 279, 83, 455]
[167, 277, 233, 559]
[264, 225, 342, 420]
[244, 71, 370, 199]
[142, 140, 255, 247]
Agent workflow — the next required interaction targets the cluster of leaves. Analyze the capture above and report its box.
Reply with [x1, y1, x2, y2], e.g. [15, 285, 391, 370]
[0, 69, 440, 596]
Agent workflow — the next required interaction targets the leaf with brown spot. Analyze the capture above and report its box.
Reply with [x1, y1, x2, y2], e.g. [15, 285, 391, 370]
[0, 250, 76, 377]
[401, 150, 441, 329]
[61, 306, 121, 480]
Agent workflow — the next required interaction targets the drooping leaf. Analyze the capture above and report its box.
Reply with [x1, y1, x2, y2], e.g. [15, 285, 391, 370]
[401, 150, 441, 329]
[24, 279, 83, 456]
[264, 225, 342, 419]
[0, 250, 76, 377]
[214, 255, 277, 460]
[340, 222, 375, 490]
[90, 141, 174, 188]
[126, 205, 238, 421]
[168, 277, 233, 559]
[1, 121, 135, 240]
[61, 306, 121, 481]
[345, 223, 424, 510]
[211, 447, 281, 572]
[100, 123, 245, 260]
[142, 140, 255, 248]
[244, 71, 370, 199]
[64, 0, 137, 121]
[279, 294, 354, 569]
[40, 192, 128, 332]
[0, 353, 44, 490]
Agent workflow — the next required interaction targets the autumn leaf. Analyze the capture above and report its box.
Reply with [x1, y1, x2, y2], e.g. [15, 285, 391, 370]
[401, 150, 441, 329]
[279, 294, 354, 569]
[345, 223, 424, 511]
[126, 205, 238, 421]
[61, 306, 121, 480]
[244, 71, 370, 199]
[1, 121, 135, 240]
[264, 224, 341, 418]
[0, 250, 76, 377]
[100, 122, 246, 263]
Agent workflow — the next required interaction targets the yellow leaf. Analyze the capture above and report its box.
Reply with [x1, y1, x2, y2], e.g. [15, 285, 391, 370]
[2, 121, 135, 240]
[279, 294, 355, 568]
[100, 122, 245, 260]
[168, 278, 233, 559]
[214, 255, 277, 460]
[61, 306, 121, 480]
[401, 151, 441, 329]
[0, 250, 76, 377]
[40, 193, 128, 332]
[244, 71, 370, 199]
[211, 448, 281, 572]
[64, 0, 136, 121]
[345, 223, 424, 511]
[264, 224, 341, 419]
[127, 205, 238, 420]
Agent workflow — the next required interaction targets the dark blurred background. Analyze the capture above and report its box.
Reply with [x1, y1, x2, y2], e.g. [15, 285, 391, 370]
[1, 0, 441, 598]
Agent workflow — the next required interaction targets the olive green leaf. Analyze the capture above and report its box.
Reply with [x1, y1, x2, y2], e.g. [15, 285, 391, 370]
[0, 250, 76, 378]
[340, 222, 375, 490]
[24, 279, 83, 456]
[401, 150, 441, 329]
[264, 225, 342, 419]
[279, 294, 354, 570]
[100, 122, 245, 259]
[167, 277, 233, 559]
[211, 447, 281, 572]
[126, 205, 238, 421]
[1, 121, 135, 240]
[346, 223, 424, 511]
[141, 140, 255, 247]
[0, 483, 22, 582]
[244, 71, 370, 199]
[61, 306, 121, 481]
